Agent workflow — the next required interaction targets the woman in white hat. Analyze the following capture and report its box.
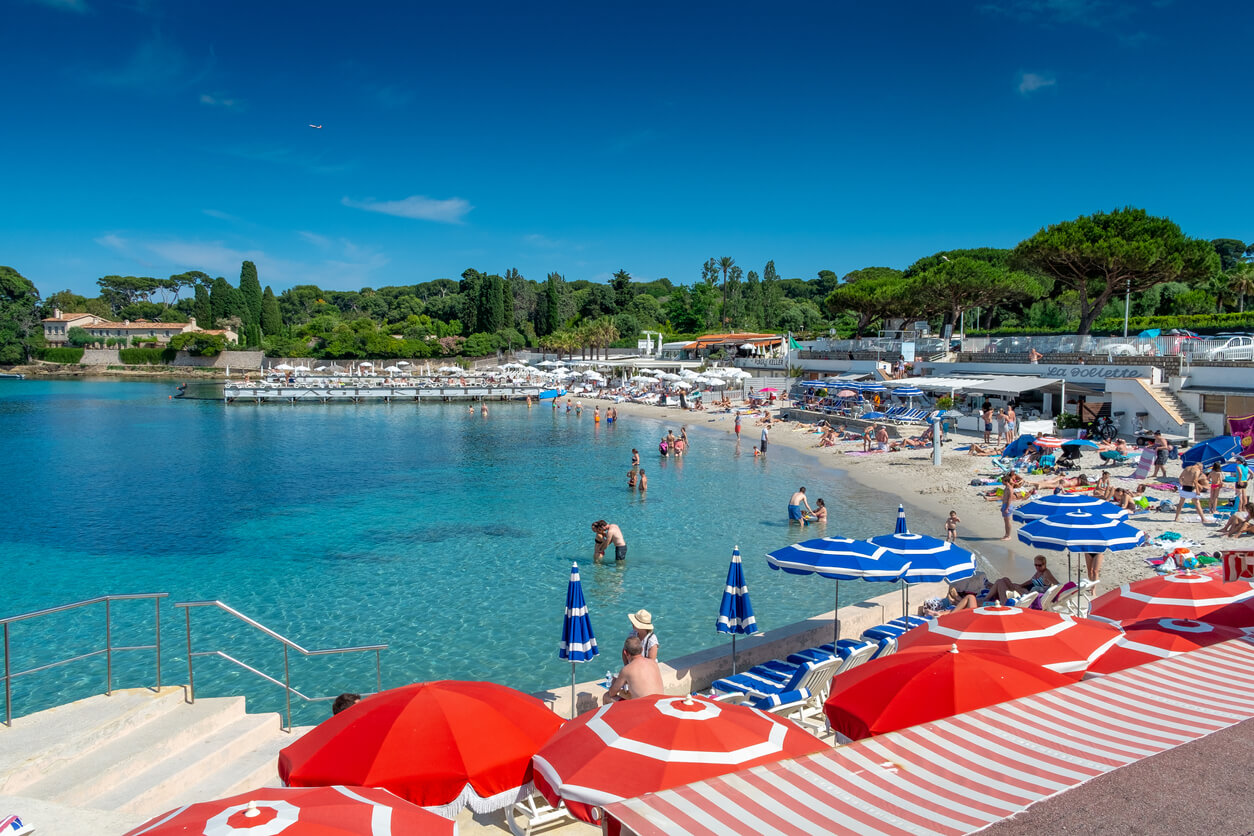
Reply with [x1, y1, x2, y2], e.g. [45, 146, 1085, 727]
[627, 609, 659, 661]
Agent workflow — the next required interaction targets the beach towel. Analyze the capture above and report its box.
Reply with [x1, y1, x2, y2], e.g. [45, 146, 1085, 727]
[1131, 447, 1156, 479]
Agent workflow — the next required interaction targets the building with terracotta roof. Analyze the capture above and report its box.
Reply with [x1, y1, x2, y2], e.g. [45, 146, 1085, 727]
[41, 309, 234, 346]
[660, 332, 783, 361]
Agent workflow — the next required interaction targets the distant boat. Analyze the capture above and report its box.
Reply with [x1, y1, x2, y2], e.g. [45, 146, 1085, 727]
[0, 373, 23, 380]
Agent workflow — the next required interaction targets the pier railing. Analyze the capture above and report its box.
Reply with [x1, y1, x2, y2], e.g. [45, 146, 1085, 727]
[0, 593, 168, 727]
[173, 600, 386, 731]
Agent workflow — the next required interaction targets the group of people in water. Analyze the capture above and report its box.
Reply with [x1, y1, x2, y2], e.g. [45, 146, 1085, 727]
[787, 487, 827, 526]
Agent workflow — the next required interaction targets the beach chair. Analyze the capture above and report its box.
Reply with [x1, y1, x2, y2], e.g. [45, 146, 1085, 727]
[786, 638, 876, 667]
[712, 657, 844, 734]
[1045, 581, 1082, 615]
[710, 657, 837, 702]
[860, 616, 928, 658]
[508, 792, 572, 836]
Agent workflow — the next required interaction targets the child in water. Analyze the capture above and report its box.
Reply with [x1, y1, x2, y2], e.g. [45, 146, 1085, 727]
[638, 469, 647, 492]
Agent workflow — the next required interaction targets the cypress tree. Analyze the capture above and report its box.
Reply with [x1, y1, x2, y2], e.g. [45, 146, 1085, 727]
[209, 277, 231, 325]
[239, 261, 262, 329]
[261, 286, 283, 334]
[193, 284, 213, 328]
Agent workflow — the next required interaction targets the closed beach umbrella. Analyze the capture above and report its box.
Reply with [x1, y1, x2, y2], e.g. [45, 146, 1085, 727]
[123, 785, 452, 836]
[1085, 618, 1245, 677]
[893, 503, 908, 534]
[1088, 572, 1254, 623]
[278, 681, 564, 817]
[895, 605, 1123, 678]
[559, 561, 598, 718]
[1011, 494, 1130, 523]
[823, 645, 1073, 742]
[531, 694, 826, 827]
[1181, 435, 1243, 467]
[716, 546, 758, 673]
[766, 537, 898, 642]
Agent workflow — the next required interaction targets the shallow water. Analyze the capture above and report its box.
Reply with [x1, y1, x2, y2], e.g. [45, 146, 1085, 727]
[1, 379, 907, 722]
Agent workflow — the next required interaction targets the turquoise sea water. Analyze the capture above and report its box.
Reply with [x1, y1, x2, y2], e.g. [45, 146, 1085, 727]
[0, 379, 906, 722]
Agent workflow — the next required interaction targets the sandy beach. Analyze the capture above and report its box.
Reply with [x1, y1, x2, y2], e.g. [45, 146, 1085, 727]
[601, 393, 1228, 598]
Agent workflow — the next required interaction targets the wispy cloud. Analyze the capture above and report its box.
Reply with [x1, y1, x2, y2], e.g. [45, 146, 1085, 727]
[202, 209, 242, 223]
[200, 92, 242, 111]
[1017, 72, 1057, 95]
[215, 143, 356, 176]
[28, 0, 89, 12]
[342, 195, 473, 224]
[87, 32, 212, 92]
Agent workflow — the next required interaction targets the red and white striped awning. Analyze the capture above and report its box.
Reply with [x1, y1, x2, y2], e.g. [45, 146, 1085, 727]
[604, 638, 1254, 835]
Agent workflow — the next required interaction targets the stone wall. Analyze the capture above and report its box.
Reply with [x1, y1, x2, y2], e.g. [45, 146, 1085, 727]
[79, 349, 121, 365]
[170, 350, 264, 369]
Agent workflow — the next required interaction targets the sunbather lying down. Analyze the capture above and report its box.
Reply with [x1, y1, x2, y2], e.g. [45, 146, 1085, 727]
[1025, 474, 1090, 491]
[968, 443, 1004, 456]
[918, 585, 980, 617]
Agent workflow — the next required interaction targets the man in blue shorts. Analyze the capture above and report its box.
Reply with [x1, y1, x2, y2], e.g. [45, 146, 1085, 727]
[788, 487, 813, 525]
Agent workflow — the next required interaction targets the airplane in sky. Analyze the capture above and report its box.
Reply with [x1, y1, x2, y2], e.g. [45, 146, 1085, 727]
[308, 124, 323, 129]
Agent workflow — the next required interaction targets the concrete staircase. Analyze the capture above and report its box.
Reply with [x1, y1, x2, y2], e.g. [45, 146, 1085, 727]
[0, 687, 311, 822]
[1143, 382, 1213, 442]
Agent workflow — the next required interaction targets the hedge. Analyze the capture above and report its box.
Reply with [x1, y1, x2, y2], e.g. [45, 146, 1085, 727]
[119, 347, 177, 365]
[39, 347, 85, 363]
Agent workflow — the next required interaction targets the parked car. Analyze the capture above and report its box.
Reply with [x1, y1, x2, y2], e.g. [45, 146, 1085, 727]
[1093, 342, 1152, 357]
[1203, 336, 1254, 361]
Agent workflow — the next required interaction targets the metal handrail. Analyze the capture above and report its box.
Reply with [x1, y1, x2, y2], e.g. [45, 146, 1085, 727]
[1, 593, 167, 726]
[173, 600, 386, 731]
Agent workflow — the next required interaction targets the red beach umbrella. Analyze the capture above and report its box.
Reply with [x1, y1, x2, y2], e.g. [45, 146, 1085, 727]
[1031, 435, 1065, 448]
[1199, 598, 1254, 631]
[122, 785, 452, 835]
[1088, 572, 1254, 623]
[1086, 618, 1245, 677]
[531, 694, 826, 827]
[278, 681, 564, 817]
[895, 604, 1122, 678]
[823, 644, 1073, 741]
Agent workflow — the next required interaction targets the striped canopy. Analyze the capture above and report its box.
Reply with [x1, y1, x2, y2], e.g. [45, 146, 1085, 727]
[859, 382, 888, 393]
[892, 386, 924, 397]
[1017, 511, 1147, 553]
[766, 537, 900, 581]
[1012, 494, 1130, 523]
[1032, 436, 1065, 448]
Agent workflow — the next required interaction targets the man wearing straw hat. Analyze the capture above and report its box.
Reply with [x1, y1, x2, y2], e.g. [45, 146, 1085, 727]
[627, 609, 659, 661]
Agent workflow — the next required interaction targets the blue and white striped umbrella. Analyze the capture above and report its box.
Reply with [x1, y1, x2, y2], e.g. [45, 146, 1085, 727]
[866, 507, 976, 617]
[1017, 511, 1147, 553]
[559, 562, 597, 717]
[860, 382, 888, 393]
[767, 536, 898, 642]
[716, 546, 758, 674]
[892, 386, 924, 398]
[1012, 494, 1130, 524]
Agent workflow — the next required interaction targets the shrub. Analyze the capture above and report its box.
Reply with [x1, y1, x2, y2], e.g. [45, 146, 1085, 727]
[39, 347, 85, 363]
[119, 347, 176, 365]
[169, 332, 227, 356]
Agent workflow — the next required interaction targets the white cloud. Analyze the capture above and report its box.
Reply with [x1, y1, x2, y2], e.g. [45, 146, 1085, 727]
[94, 233, 129, 253]
[200, 92, 242, 110]
[298, 230, 331, 249]
[342, 195, 473, 224]
[202, 208, 241, 223]
[1017, 72, 1057, 95]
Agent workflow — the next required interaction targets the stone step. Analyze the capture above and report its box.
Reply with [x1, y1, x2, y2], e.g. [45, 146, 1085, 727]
[25, 695, 247, 807]
[158, 726, 313, 813]
[90, 710, 281, 817]
[0, 688, 188, 796]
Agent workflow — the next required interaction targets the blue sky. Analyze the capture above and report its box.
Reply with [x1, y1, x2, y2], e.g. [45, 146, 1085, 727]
[4, 0, 1249, 297]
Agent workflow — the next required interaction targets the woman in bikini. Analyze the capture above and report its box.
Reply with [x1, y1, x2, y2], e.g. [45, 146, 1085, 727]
[1093, 472, 1113, 501]
[985, 555, 1058, 605]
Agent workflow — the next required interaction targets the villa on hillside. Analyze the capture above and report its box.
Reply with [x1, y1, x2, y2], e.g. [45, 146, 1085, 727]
[41, 309, 237, 346]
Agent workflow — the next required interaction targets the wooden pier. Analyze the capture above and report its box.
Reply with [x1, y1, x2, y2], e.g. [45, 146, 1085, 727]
[217, 383, 550, 404]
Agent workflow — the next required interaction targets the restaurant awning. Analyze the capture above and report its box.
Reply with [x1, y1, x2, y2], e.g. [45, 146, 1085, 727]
[604, 639, 1254, 836]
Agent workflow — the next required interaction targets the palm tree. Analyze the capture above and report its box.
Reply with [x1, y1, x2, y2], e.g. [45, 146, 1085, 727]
[1232, 263, 1254, 313]
[718, 257, 735, 326]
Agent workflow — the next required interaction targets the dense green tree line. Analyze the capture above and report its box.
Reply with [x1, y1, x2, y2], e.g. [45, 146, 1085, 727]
[0, 207, 1249, 365]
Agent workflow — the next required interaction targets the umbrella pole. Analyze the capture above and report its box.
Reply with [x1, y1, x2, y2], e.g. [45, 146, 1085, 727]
[570, 662, 576, 720]
[834, 580, 841, 645]
[731, 635, 737, 675]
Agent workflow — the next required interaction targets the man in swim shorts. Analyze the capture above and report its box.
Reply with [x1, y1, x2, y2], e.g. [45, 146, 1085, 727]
[788, 487, 813, 524]
[593, 520, 628, 561]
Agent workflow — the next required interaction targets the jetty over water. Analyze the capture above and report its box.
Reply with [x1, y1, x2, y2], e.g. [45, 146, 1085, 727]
[216, 381, 551, 404]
